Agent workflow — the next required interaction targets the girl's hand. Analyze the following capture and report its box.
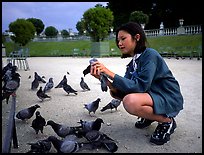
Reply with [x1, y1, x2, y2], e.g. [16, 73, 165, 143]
[90, 62, 100, 79]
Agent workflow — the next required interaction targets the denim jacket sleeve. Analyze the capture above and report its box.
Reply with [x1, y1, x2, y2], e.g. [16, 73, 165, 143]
[112, 59, 157, 94]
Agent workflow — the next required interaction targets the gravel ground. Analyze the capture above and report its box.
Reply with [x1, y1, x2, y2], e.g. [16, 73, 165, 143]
[2, 57, 202, 153]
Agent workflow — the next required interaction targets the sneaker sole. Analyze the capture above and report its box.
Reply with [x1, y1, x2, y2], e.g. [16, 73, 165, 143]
[150, 119, 177, 145]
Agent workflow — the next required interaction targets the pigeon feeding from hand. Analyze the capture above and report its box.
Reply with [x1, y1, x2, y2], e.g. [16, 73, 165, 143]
[43, 77, 54, 93]
[46, 120, 79, 138]
[100, 99, 122, 113]
[31, 111, 46, 134]
[27, 138, 52, 153]
[36, 86, 51, 101]
[16, 104, 40, 121]
[84, 98, 101, 115]
[62, 82, 77, 95]
[55, 75, 67, 88]
[84, 58, 108, 92]
[80, 77, 90, 91]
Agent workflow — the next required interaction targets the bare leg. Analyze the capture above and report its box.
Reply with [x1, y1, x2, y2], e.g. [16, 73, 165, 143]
[122, 93, 171, 123]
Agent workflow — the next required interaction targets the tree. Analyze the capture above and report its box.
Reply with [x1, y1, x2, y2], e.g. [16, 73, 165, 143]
[76, 19, 85, 35]
[27, 18, 45, 36]
[129, 11, 149, 25]
[44, 26, 58, 38]
[107, 0, 202, 30]
[9, 18, 35, 46]
[83, 5, 114, 42]
[61, 29, 69, 38]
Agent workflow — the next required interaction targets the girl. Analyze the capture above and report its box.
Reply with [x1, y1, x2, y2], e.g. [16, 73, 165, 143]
[90, 22, 183, 145]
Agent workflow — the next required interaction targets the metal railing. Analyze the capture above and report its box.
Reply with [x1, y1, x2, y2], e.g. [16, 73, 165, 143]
[2, 96, 18, 153]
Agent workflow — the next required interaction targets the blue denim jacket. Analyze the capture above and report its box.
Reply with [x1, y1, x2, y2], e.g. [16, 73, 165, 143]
[112, 48, 183, 116]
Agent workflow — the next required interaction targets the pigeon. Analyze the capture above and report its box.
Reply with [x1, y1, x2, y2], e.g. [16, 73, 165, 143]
[83, 58, 108, 92]
[84, 98, 101, 115]
[2, 62, 13, 77]
[84, 130, 118, 153]
[16, 104, 40, 121]
[62, 82, 77, 95]
[27, 138, 52, 153]
[2, 65, 18, 84]
[36, 86, 51, 101]
[100, 99, 122, 112]
[46, 120, 79, 138]
[43, 77, 54, 93]
[28, 75, 31, 79]
[47, 136, 92, 153]
[76, 118, 104, 137]
[80, 77, 90, 91]
[83, 64, 91, 77]
[31, 77, 39, 90]
[30, 111, 46, 134]
[2, 72, 21, 104]
[82, 58, 98, 77]
[55, 75, 67, 88]
[34, 72, 46, 83]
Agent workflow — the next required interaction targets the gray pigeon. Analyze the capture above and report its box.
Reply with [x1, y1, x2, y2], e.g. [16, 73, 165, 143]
[89, 58, 108, 92]
[30, 111, 46, 134]
[2, 72, 21, 104]
[100, 99, 121, 112]
[84, 98, 101, 115]
[80, 77, 90, 91]
[31, 77, 39, 90]
[36, 86, 51, 101]
[34, 72, 46, 83]
[55, 75, 67, 88]
[27, 138, 52, 153]
[62, 82, 77, 95]
[76, 118, 104, 137]
[16, 104, 40, 121]
[84, 130, 118, 153]
[43, 77, 54, 93]
[46, 120, 78, 138]
[47, 136, 92, 153]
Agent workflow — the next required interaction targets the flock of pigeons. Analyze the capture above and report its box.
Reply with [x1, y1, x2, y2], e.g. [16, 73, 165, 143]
[2, 59, 122, 153]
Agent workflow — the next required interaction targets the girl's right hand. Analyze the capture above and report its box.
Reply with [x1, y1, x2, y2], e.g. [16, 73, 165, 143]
[90, 62, 100, 79]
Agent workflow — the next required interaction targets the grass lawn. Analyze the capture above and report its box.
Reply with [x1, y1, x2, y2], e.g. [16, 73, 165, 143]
[4, 34, 202, 57]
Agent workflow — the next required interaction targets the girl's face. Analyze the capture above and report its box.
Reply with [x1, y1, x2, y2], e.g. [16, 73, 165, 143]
[117, 30, 137, 56]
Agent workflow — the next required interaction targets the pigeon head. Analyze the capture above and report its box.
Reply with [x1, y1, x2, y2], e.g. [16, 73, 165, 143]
[13, 72, 21, 77]
[97, 98, 101, 102]
[34, 104, 41, 109]
[89, 58, 98, 64]
[46, 120, 54, 126]
[95, 118, 104, 124]
[35, 111, 40, 116]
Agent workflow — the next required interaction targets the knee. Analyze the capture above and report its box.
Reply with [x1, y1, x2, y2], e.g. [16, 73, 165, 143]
[122, 94, 140, 115]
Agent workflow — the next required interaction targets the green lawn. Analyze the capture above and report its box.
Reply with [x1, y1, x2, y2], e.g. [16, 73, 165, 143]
[4, 34, 202, 57]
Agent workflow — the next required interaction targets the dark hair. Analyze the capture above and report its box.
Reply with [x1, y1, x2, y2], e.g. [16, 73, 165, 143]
[115, 22, 147, 58]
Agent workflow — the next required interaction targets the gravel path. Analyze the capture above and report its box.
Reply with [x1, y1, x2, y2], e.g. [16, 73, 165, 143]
[2, 57, 202, 153]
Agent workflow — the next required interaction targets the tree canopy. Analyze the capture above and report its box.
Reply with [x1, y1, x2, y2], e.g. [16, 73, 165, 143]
[107, 0, 202, 30]
[83, 5, 114, 42]
[44, 26, 58, 38]
[27, 18, 45, 35]
[9, 18, 35, 46]
[129, 11, 149, 25]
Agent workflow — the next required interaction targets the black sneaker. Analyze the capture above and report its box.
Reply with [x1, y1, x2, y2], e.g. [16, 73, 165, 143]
[135, 118, 154, 129]
[150, 118, 177, 145]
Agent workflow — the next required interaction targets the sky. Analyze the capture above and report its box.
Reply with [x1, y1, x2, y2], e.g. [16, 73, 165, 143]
[2, 2, 108, 33]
